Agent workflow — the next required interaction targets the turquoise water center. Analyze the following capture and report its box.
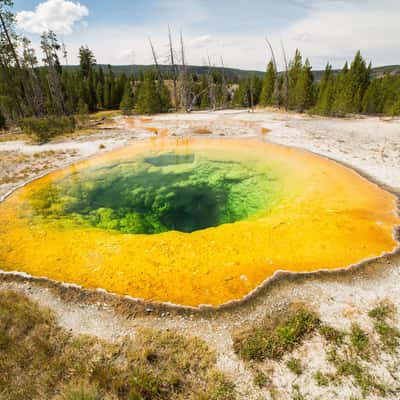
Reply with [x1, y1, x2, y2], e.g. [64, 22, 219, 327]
[26, 149, 283, 234]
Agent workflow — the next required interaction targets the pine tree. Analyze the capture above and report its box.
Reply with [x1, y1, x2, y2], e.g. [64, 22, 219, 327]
[294, 59, 314, 112]
[40, 31, 65, 115]
[77, 98, 89, 114]
[315, 63, 335, 115]
[260, 61, 276, 106]
[105, 81, 111, 109]
[345, 51, 370, 113]
[158, 81, 172, 112]
[96, 81, 104, 109]
[135, 72, 162, 114]
[120, 81, 134, 115]
[0, 110, 6, 129]
[79, 46, 96, 79]
[200, 90, 210, 109]
[331, 62, 349, 115]
[362, 79, 382, 114]
[288, 49, 303, 109]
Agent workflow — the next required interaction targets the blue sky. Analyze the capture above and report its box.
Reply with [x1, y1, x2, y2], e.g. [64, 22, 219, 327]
[14, 0, 400, 70]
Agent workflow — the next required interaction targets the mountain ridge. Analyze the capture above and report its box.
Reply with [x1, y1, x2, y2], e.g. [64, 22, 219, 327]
[62, 63, 400, 81]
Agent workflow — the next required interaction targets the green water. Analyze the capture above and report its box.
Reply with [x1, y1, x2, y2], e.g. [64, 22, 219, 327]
[27, 152, 282, 234]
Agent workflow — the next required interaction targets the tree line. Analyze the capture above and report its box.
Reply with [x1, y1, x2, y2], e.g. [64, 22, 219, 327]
[235, 49, 400, 117]
[0, 0, 399, 134]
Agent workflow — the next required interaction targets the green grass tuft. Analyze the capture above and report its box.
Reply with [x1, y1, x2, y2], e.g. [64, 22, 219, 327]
[319, 325, 345, 345]
[253, 371, 268, 388]
[368, 303, 400, 353]
[313, 371, 330, 386]
[233, 308, 320, 362]
[286, 358, 303, 375]
[350, 323, 369, 357]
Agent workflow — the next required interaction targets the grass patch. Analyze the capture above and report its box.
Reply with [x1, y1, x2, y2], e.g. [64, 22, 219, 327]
[369, 303, 400, 353]
[286, 358, 303, 375]
[90, 110, 121, 120]
[313, 371, 330, 386]
[374, 320, 400, 353]
[326, 347, 387, 397]
[350, 324, 370, 358]
[291, 384, 305, 400]
[368, 303, 394, 321]
[336, 360, 386, 397]
[253, 371, 268, 388]
[0, 290, 235, 400]
[319, 324, 345, 345]
[233, 307, 320, 362]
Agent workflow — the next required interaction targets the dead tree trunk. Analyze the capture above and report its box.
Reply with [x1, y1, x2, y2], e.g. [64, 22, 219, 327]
[168, 26, 178, 110]
[179, 31, 188, 111]
[281, 41, 289, 111]
[0, 12, 36, 117]
[220, 57, 228, 109]
[148, 37, 162, 83]
[207, 56, 216, 111]
[249, 78, 254, 112]
[265, 37, 280, 108]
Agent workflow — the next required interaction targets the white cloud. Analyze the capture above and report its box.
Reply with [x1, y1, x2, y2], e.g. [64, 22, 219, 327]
[19, 0, 400, 71]
[16, 0, 89, 35]
[279, 0, 400, 67]
[189, 35, 212, 48]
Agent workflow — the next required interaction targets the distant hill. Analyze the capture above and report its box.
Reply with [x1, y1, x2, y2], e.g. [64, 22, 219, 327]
[311, 65, 400, 81]
[62, 64, 265, 80]
[63, 64, 400, 81]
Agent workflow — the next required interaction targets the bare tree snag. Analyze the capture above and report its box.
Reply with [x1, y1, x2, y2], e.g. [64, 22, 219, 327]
[168, 26, 178, 110]
[281, 40, 289, 111]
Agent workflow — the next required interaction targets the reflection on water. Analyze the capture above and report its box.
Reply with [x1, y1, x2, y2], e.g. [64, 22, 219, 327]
[0, 138, 398, 306]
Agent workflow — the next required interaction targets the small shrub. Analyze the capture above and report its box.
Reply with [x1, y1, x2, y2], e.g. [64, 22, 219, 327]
[20, 115, 75, 143]
[276, 311, 319, 346]
[286, 358, 303, 375]
[129, 369, 165, 400]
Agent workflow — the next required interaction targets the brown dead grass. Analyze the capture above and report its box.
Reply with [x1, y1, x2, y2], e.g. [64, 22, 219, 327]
[0, 149, 79, 186]
[0, 290, 235, 400]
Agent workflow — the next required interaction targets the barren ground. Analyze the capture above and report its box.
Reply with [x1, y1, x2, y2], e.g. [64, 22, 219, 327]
[0, 109, 399, 400]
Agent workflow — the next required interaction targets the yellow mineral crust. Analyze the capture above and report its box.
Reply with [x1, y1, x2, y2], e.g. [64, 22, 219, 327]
[0, 138, 398, 306]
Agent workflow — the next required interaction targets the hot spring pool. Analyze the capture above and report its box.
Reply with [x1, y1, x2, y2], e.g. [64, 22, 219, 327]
[0, 138, 398, 306]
